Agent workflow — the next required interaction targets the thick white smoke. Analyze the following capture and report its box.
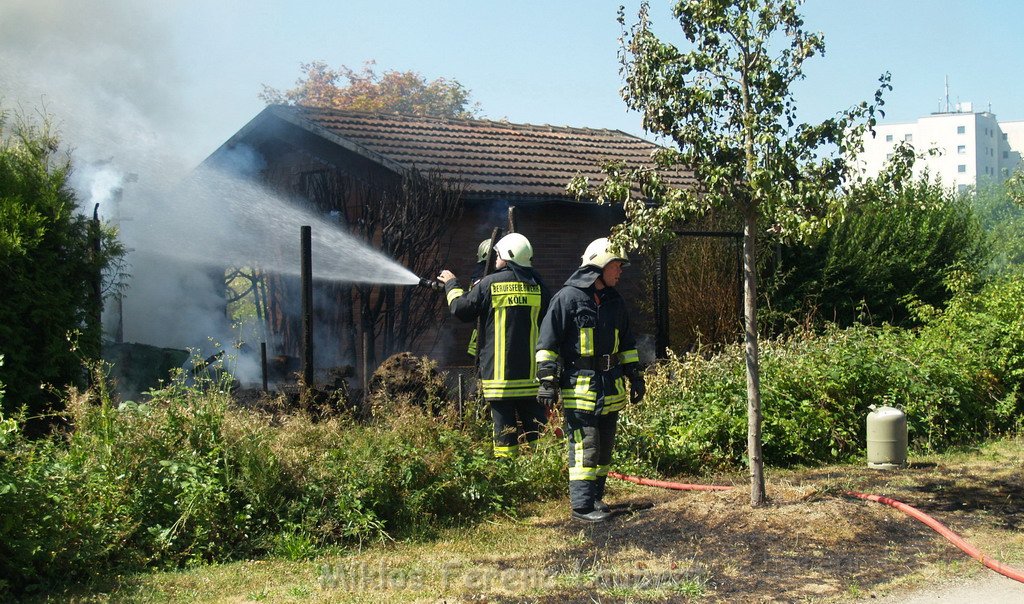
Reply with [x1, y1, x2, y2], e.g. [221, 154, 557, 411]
[0, 0, 190, 175]
[0, 0, 417, 386]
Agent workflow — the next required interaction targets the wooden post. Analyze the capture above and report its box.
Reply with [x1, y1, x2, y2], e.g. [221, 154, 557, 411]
[91, 203, 102, 340]
[457, 373, 464, 427]
[364, 329, 372, 399]
[655, 244, 670, 359]
[507, 205, 517, 234]
[260, 342, 269, 392]
[300, 226, 313, 388]
[484, 227, 503, 275]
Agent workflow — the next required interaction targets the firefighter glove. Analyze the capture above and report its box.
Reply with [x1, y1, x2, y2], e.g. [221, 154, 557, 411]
[629, 374, 646, 404]
[537, 378, 559, 406]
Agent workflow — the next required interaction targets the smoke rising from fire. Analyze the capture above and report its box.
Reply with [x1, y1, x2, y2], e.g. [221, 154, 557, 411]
[0, 0, 418, 385]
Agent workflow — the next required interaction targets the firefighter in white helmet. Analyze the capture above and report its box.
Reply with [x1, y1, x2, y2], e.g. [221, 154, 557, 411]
[465, 239, 492, 357]
[535, 237, 645, 522]
[473, 239, 492, 278]
[438, 233, 551, 457]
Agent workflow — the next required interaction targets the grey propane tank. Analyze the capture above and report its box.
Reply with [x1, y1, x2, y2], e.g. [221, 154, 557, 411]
[866, 405, 907, 469]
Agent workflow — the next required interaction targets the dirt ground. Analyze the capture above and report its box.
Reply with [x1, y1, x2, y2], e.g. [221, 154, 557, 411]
[506, 443, 1024, 603]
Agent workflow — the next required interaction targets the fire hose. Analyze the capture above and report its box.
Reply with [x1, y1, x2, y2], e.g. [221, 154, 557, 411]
[608, 471, 1024, 584]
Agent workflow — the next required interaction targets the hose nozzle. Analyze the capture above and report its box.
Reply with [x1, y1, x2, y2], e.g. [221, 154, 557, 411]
[418, 277, 444, 292]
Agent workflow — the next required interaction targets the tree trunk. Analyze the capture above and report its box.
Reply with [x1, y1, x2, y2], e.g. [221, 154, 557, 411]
[744, 206, 767, 507]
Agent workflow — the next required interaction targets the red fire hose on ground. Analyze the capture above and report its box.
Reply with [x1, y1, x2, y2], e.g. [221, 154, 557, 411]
[608, 471, 1024, 584]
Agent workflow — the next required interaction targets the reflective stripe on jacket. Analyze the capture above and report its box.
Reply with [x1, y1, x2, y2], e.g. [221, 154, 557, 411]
[446, 266, 550, 398]
[535, 266, 639, 415]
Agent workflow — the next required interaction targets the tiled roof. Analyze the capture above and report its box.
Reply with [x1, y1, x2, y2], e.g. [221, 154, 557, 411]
[268, 105, 692, 200]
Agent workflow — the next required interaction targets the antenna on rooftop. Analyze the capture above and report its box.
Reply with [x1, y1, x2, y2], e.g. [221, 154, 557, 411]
[944, 75, 950, 113]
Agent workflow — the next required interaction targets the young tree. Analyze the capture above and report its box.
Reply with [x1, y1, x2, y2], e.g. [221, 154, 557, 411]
[582, 1, 889, 505]
[260, 60, 481, 119]
[351, 169, 465, 366]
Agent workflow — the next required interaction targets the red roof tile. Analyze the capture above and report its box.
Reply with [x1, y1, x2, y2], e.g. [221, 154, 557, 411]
[271, 105, 692, 200]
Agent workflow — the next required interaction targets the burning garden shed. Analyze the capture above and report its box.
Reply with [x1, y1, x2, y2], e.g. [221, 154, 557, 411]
[202, 105, 694, 386]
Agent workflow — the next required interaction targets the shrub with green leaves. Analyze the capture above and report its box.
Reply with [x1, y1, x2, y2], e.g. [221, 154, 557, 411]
[764, 177, 989, 332]
[972, 181, 1024, 274]
[0, 372, 564, 594]
[619, 279, 1021, 475]
[920, 274, 1024, 412]
[0, 109, 124, 419]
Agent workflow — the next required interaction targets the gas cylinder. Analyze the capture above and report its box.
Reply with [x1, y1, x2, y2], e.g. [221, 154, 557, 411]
[867, 405, 907, 469]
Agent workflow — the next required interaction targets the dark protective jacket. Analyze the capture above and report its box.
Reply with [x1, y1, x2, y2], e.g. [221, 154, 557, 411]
[466, 261, 486, 357]
[445, 265, 550, 399]
[535, 266, 640, 415]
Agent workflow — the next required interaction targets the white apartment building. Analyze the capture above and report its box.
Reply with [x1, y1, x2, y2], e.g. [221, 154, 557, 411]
[859, 104, 1024, 193]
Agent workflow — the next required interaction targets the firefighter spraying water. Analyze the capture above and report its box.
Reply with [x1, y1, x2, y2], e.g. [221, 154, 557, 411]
[436, 233, 552, 458]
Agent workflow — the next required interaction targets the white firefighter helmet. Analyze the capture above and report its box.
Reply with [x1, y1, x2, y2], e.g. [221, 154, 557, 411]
[494, 233, 533, 267]
[581, 237, 630, 269]
[476, 238, 492, 263]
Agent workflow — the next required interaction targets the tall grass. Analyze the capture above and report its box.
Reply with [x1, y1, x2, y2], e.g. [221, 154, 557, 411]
[0, 373, 564, 595]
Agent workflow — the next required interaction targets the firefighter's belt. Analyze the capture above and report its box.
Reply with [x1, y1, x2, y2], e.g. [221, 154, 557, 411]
[572, 354, 620, 372]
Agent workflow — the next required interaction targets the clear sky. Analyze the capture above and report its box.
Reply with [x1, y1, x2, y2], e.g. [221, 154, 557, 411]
[2, 0, 1023, 169]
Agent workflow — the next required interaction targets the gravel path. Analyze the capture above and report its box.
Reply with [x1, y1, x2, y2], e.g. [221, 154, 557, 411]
[860, 574, 1024, 603]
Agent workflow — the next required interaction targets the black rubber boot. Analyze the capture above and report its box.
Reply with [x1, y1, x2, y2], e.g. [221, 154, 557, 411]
[593, 500, 611, 513]
[571, 508, 611, 523]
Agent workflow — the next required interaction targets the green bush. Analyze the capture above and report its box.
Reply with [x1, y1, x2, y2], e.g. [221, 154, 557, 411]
[972, 181, 1024, 274]
[619, 283, 1020, 476]
[0, 109, 124, 419]
[8, 274, 1023, 595]
[0, 373, 564, 594]
[921, 274, 1024, 411]
[764, 178, 989, 332]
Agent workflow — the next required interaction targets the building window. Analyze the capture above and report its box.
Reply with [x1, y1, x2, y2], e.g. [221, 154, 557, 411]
[957, 125, 966, 134]
[904, 133, 913, 142]
[885, 153, 893, 161]
[1004, 151, 1010, 159]
[885, 134, 893, 142]
[958, 184, 969, 194]
[957, 145, 966, 154]
[958, 164, 967, 173]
